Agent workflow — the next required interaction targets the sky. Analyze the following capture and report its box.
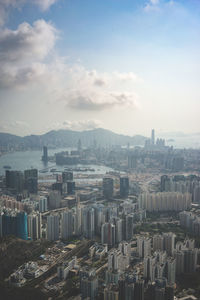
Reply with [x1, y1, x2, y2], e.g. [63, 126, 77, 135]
[0, 0, 200, 137]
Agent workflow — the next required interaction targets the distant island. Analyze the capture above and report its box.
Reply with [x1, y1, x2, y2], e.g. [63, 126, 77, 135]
[0, 128, 147, 152]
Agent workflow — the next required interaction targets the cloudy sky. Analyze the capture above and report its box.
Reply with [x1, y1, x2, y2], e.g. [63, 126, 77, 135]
[0, 0, 199, 137]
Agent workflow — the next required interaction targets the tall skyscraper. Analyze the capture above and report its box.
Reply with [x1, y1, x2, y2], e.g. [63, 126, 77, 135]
[163, 233, 175, 256]
[47, 214, 59, 241]
[151, 129, 155, 145]
[27, 213, 41, 240]
[128, 154, 137, 169]
[62, 171, 73, 182]
[5, 170, 24, 193]
[61, 211, 73, 240]
[80, 272, 98, 300]
[134, 280, 144, 300]
[78, 139, 82, 152]
[125, 214, 134, 240]
[108, 249, 122, 271]
[24, 169, 38, 194]
[104, 285, 119, 300]
[1, 210, 28, 240]
[153, 235, 164, 252]
[115, 219, 123, 244]
[103, 177, 114, 199]
[137, 236, 151, 258]
[101, 222, 115, 247]
[48, 191, 61, 209]
[39, 196, 48, 212]
[82, 207, 95, 239]
[120, 176, 129, 198]
[42, 146, 48, 163]
[67, 181, 75, 194]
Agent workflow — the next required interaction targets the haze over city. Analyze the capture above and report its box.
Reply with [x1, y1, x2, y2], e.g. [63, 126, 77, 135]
[1, 2, 200, 300]
[0, 0, 200, 136]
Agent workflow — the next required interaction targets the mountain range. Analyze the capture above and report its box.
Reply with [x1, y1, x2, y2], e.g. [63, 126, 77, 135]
[0, 128, 147, 150]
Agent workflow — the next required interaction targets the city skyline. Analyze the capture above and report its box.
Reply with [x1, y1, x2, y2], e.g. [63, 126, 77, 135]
[0, 0, 199, 137]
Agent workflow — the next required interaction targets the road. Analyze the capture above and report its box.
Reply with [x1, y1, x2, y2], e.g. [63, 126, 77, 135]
[26, 239, 93, 288]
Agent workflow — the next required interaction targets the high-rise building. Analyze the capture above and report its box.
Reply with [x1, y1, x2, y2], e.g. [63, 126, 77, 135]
[39, 196, 48, 212]
[166, 258, 176, 284]
[134, 280, 144, 300]
[173, 250, 184, 275]
[27, 213, 41, 240]
[153, 235, 164, 252]
[104, 285, 119, 300]
[52, 182, 63, 195]
[153, 233, 175, 256]
[155, 287, 165, 300]
[165, 285, 174, 300]
[62, 171, 73, 182]
[137, 236, 151, 258]
[101, 222, 115, 247]
[103, 177, 114, 199]
[151, 129, 155, 145]
[82, 207, 95, 239]
[74, 203, 82, 236]
[61, 211, 73, 240]
[118, 241, 131, 257]
[125, 214, 134, 240]
[42, 146, 48, 163]
[128, 154, 137, 169]
[115, 219, 123, 244]
[108, 249, 122, 271]
[5, 170, 24, 193]
[119, 278, 145, 300]
[93, 204, 105, 235]
[1, 210, 28, 240]
[80, 274, 98, 300]
[138, 192, 191, 212]
[47, 214, 59, 241]
[125, 282, 135, 300]
[160, 175, 170, 192]
[183, 249, 198, 273]
[67, 181, 75, 194]
[78, 139, 82, 152]
[163, 233, 175, 256]
[48, 191, 61, 209]
[24, 169, 38, 194]
[120, 176, 129, 198]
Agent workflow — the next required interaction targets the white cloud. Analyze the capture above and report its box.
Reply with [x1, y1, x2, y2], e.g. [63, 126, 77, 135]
[34, 0, 59, 11]
[0, 15, 141, 112]
[0, 20, 57, 63]
[0, 120, 30, 131]
[48, 119, 103, 131]
[63, 90, 139, 111]
[0, 0, 58, 26]
[144, 0, 175, 12]
[56, 67, 141, 111]
[113, 71, 141, 82]
[0, 0, 25, 26]
[63, 119, 102, 131]
[144, 0, 160, 12]
[0, 63, 51, 89]
[94, 78, 107, 87]
[150, 0, 159, 4]
[0, 19, 58, 89]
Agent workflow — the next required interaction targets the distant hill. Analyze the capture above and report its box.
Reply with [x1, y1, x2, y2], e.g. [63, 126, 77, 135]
[0, 128, 147, 149]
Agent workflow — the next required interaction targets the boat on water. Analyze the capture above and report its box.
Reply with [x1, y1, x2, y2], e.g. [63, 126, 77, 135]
[64, 167, 95, 172]
[39, 170, 48, 173]
[3, 165, 11, 169]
